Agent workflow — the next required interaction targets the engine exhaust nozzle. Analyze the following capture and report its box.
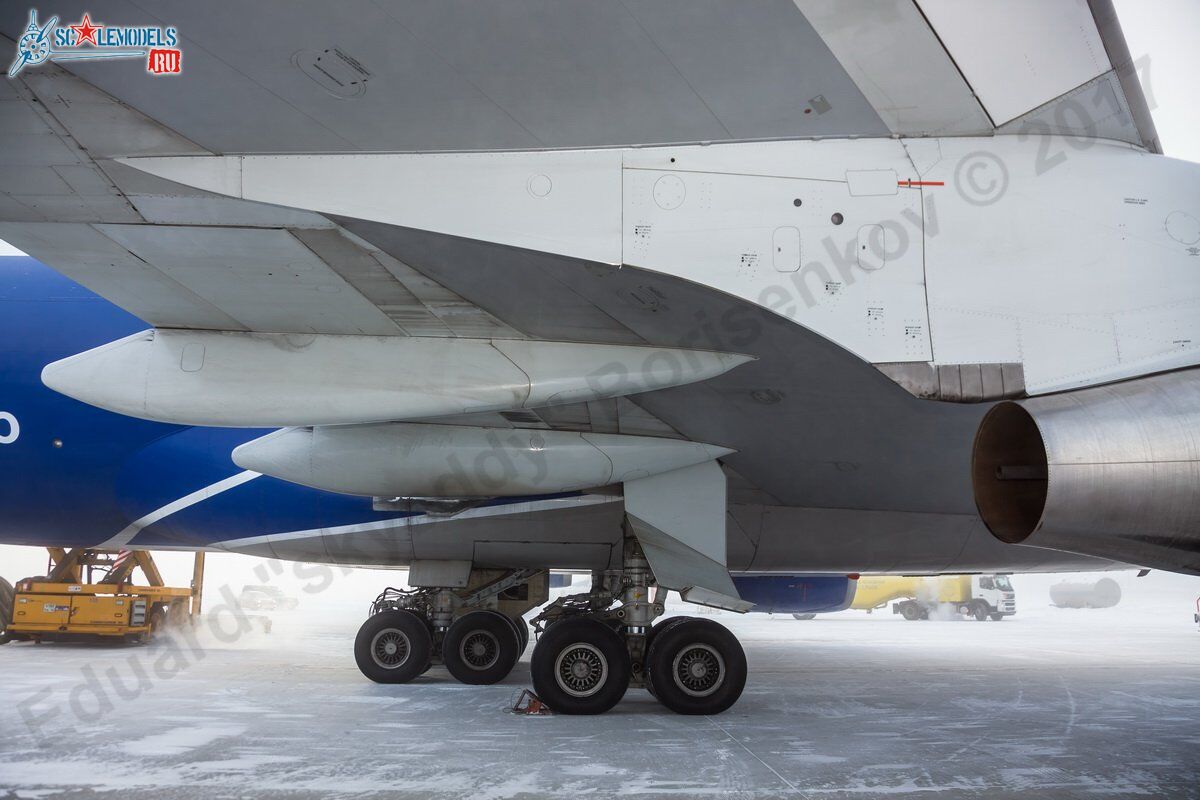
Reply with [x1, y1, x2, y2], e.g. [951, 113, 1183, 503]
[972, 369, 1200, 574]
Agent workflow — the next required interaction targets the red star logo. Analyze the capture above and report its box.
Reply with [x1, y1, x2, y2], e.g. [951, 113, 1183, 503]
[70, 13, 100, 47]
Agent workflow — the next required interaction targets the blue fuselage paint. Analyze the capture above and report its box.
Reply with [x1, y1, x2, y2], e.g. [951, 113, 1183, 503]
[0, 256, 449, 548]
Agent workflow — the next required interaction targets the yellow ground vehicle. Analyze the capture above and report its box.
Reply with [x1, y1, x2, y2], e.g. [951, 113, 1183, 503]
[852, 574, 1016, 621]
[0, 548, 204, 644]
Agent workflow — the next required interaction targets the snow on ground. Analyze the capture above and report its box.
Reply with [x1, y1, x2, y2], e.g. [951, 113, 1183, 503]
[0, 561, 1197, 799]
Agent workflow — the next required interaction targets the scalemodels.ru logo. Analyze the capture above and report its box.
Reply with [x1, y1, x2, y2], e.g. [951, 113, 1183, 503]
[8, 9, 182, 78]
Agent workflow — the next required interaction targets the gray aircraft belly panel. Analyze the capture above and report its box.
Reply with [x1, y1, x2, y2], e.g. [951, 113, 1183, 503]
[751, 506, 1119, 573]
[216, 497, 1117, 573]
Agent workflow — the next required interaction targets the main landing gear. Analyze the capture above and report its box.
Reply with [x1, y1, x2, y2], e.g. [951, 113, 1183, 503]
[525, 537, 746, 715]
[351, 536, 749, 715]
[353, 568, 542, 686]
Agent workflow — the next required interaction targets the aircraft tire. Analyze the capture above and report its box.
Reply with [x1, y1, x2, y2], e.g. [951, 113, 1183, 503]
[646, 618, 746, 715]
[507, 614, 529, 653]
[354, 609, 432, 684]
[530, 617, 630, 714]
[645, 615, 692, 654]
[643, 617, 692, 697]
[442, 610, 521, 685]
[0, 577, 13, 644]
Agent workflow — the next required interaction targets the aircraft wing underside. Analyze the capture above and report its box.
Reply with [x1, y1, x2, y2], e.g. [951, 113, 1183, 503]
[0, 0, 1159, 155]
[0, 47, 985, 517]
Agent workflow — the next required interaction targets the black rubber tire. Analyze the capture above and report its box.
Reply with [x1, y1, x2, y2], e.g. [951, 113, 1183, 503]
[646, 618, 747, 715]
[973, 603, 989, 621]
[499, 613, 522, 654]
[354, 610, 433, 684]
[900, 602, 921, 621]
[509, 615, 529, 654]
[0, 576, 13, 645]
[531, 617, 630, 715]
[443, 610, 521, 685]
[646, 616, 692, 655]
[791, 613, 816, 621]
[149, 605, 169, 633]
[989, 613, 1005, 622]
[643, 617, 692, 698]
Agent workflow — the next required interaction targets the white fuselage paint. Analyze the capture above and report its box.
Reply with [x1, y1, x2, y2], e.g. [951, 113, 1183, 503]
[124, 136, 1200, 395]
[0, 411, 18, 444]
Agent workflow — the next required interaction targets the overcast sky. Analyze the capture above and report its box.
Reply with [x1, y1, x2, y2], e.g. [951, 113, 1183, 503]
[1113, 0, 1200, 163]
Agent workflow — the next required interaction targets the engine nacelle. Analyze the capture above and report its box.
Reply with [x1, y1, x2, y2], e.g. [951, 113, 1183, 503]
[233, 423, 732, 498]
[972, 369, 1200, 575]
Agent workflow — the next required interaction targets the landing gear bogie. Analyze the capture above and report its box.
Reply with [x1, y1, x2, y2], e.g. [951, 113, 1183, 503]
[353, 570, 547, 686]
[351, 539, 753, 715]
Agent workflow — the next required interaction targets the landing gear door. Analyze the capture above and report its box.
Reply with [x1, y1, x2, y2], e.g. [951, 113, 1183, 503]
[624, 461, 753, 613]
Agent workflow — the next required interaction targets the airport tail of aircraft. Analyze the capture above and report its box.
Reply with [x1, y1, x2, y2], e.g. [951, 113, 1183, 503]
[1, 0, 1198, 714]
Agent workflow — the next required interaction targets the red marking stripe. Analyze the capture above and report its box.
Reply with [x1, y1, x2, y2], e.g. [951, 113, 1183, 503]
[898, 179, 944, 187]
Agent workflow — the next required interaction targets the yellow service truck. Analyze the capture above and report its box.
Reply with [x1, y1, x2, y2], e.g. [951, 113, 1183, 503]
[0, 548, 203, 645]
[853, 574, 1016, 621]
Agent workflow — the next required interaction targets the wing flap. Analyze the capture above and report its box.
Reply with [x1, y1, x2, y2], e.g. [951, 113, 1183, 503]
[795, 0, 1160, 152]
[1, 59, 523, 338]
[917, 0, 1111, 126]
[0, 221, 247, 330]
[792, 0, 992, 136]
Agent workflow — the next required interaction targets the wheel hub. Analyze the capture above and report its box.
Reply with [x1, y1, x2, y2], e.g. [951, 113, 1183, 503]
[555, 642, 608, 698]
[672, 643, 725, 698]
[460, 630, 500, 670]
[370, 628, 411, 669]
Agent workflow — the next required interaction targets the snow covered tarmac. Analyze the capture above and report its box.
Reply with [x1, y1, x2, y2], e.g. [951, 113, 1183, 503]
[1, 570, 1197, 799]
